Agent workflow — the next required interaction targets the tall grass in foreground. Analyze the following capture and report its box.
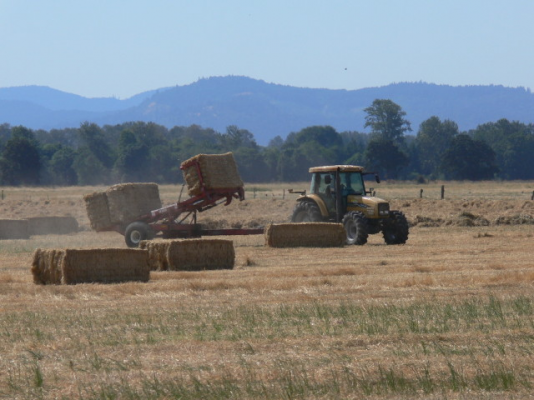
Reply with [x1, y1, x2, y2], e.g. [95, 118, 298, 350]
[1, 296, 533, 399]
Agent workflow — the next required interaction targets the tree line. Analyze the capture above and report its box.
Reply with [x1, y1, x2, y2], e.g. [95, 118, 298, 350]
[1, 98, 533, 186]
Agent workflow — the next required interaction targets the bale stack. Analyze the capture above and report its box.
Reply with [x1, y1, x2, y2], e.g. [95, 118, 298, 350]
[0, 219, 29, 240]
[84, 183, 161, 231]
[181, 153, 243, 196]
[265, 223, 346, 248]
[140, 238, 235, 271]
[31, 248, 149, 285]
[27, 216, 79, 236]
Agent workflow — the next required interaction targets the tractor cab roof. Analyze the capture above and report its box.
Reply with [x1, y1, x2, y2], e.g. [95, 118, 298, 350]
[309, 165, 365, 173]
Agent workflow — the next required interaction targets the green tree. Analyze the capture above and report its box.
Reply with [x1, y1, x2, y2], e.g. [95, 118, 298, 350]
[440, 134, 498, 180]
[0, 126, 42, 185]
[78, 122, 115, 169]
[364, 99, 411, 144]
[415, 116, 459, 177]
[364, 138, 409, 179]
[472, 119, 534, 179]
[49, 147, 78, 186]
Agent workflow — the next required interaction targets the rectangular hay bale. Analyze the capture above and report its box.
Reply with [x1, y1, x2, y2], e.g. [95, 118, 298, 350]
[106, 183, 162, 225]
[31, 248, 149, 285]
[165, 239, 235, 271]
[27, 216, 79, 236]
[84, 191, 112, 231]
[181, 153, 243, 196]
[265, 223, 346, 248]
[139, 240, 171, 271]
[0, 219, 29, 240]
[84, 183, 162, 230]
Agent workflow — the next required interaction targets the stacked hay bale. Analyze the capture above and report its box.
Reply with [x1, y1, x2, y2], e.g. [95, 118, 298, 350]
[84, 183, 161, 231]
[140, 238, 235, 271]
[265, 223, 346, 248]
[27, 216, 79, 236]
[31, 248, 149, 285]
[181, 152, 243, 196]
[0, 219, 29, 239]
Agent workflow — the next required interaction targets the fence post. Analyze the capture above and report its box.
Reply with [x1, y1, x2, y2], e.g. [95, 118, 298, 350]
[531, 190, 534, 200]
[441, 185, 445, 200]
[283, 189, 285, 200]
[420, 188, 423, 199]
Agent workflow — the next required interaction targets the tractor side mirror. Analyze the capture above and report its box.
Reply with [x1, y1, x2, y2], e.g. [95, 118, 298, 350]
[375, 174, 381, 184]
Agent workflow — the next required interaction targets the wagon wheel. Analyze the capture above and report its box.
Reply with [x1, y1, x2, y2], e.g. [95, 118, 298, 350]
[125, 221, 155, 248]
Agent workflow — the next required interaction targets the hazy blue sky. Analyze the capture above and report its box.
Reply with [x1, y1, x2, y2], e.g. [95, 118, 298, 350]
[1, 0, 533, 98]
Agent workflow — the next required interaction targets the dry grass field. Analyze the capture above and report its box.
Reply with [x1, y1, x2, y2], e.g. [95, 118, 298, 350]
[0, 180, 533, 399]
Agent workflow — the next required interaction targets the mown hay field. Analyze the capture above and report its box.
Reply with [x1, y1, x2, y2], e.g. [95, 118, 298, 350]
[0, 180, 533, 399]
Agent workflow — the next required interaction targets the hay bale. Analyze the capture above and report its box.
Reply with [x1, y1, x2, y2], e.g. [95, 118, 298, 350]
[27, 216, 79, 236]
[181, 153, 243, 196]
[106, 183, 161, 224]
[165, 239, 235, 271]
[0, 219, 29, 240]
[84, 183, 161, 230]
[140, 240, 171, 271]
[265, 223, 346, 248]
[31, 248, 149, 285]
[84, 191, 112, 231]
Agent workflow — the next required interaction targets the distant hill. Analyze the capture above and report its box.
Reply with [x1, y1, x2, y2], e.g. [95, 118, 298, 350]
[1, 77, 533, 145]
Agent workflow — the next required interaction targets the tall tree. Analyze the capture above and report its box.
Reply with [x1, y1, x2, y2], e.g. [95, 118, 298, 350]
[440, 134, 498, 180]
[0, 126, 42, 185]
[364, 138, 409, 179]
[364, 99, 411, 144]
[415, 116, 459, 177]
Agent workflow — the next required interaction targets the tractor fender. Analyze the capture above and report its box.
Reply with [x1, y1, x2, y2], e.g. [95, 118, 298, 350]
[296, 194, 330, 218]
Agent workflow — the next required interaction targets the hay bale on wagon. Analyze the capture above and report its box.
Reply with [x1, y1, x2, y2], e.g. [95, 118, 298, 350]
[84, 191, 112, 231]
[31, 248, 149, 285]
[181, 153, 243, 196]
[265, 223, 346, 248]
[27, 216, 79, 236]
[84, 183, 162, 230]
[106, 183, 161, 224]
[0, 219, 29, 240]
[165, 239, 235, 271]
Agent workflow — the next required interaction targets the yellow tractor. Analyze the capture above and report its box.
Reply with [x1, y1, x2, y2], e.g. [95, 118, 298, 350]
[291, 165, 409, 245]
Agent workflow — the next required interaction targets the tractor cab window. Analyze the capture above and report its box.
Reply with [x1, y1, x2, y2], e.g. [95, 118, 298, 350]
[340, 172, 364, 195]
[310, 173, 335, 195]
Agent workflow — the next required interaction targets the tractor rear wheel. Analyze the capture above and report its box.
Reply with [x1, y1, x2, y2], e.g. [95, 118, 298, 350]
[125, 221, 154, 248]
[291, 201, 322, 222]
[382, 210, 409, 245]
[342, 211, 368, 245]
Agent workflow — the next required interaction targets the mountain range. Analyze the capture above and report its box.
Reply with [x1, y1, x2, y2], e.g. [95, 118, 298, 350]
[1, 76, 533, 145]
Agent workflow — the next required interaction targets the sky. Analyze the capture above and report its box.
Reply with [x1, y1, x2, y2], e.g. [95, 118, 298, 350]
[1, 0, 533, 99]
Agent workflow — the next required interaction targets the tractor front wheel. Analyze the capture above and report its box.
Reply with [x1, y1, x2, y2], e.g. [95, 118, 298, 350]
[291, 201, 323, 222]
[125, 221, 154, 248]
[382, 211, 409, 245]
[342, 211, 368, 245]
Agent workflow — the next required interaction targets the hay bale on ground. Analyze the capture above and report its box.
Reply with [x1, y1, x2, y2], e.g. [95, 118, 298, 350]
[265, 223, 346, 248]
[27, 216, 79, 236]
[181, 153, 243, 196]
[140, 240, 171, 271]
[106, 183, 161, 224]
[165, 239, 235, 271]
[31, 248, 149, 285]
[0, 219, 29, 240]
[84, 191, 112, 231]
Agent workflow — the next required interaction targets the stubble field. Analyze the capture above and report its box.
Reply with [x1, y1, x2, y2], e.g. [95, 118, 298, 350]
[0, 180, 533, 399]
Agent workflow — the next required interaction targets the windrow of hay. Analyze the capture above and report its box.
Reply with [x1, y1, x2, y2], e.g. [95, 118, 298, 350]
[31, 248, 149, 285]
[265, 223, 346, 248]
[0, 219, 29, 239]
[140, 239, 235, 271]
[84, 183, 161, 231]
[27, 216, 79, 235]
[181, 152, 243, 196]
